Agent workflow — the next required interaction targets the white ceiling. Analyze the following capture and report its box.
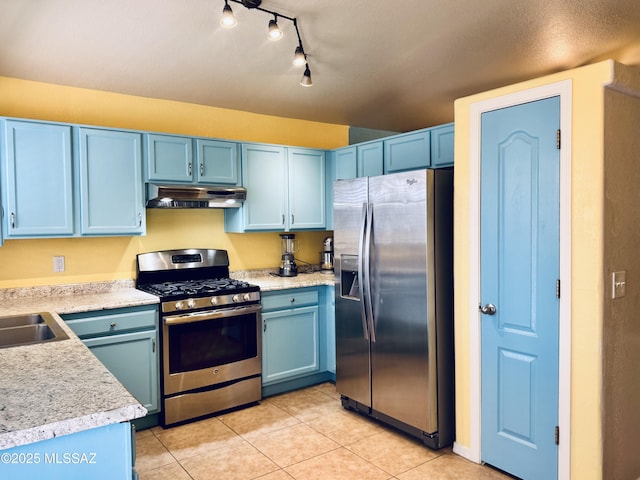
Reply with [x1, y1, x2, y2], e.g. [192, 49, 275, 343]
[1, 0, 640, 132]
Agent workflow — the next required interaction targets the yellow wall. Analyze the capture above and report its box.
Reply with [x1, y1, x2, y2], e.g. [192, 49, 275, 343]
[0, 76, 348, 287]
[453, 61, 613, 479]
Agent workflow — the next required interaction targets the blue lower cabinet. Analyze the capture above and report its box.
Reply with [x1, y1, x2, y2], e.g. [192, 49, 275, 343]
[62, 306, 160, 426]
[323, 286, 336, 376]
[0, 422, 135, 480]
[262, 305, 319, 384]
[261, 287, 337, 396]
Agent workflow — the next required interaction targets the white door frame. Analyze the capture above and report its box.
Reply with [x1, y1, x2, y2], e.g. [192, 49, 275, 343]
[458, 79, 572, 480]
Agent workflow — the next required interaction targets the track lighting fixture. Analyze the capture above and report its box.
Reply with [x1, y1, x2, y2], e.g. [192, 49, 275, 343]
[293, 46, 306, 66]
[220, 0, 313, 87]
[220, 0, 237, 28]
[300, 64, 312, 87]
[268, 15, 283, 41]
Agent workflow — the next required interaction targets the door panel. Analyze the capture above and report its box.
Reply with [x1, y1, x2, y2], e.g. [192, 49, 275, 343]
[334, 177, 371, 407]
[480, 97, 560, 480]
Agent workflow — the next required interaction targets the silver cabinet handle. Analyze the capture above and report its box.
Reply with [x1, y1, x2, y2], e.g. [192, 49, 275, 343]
[110, 322, 117, 328]
[479, 303, 497, 315]
[291, 214, 295, 225]
[200, 162, 204, 176]
[11, 212, 15, 229]
[263, 319, 267, 332]
[188, 162, 192, 176]
[138, 213, 142, 227]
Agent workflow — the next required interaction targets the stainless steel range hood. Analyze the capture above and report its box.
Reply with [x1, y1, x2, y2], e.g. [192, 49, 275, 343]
[146, 184, 246, 208]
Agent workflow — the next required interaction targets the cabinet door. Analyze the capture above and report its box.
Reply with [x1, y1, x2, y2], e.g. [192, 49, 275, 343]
[430, 123, 454, 167]
[196, 139, 240, 185]
[78, 128, 145, 235]
[288, 148, 325, 229]
[262, 305, 319, 384]
[334, 146, 357, 180]
[325, 286, 336, 374]
[3, 120, 74, 237]
[384, 130, 430, 173]
[241, 144, 287, 230]
[357, 142, 383, 177]
[146, 134, 193, 182]
[84, 330, 159, 413]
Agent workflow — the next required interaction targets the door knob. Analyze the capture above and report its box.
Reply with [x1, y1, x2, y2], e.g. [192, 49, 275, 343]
[479, 303, 497, 315]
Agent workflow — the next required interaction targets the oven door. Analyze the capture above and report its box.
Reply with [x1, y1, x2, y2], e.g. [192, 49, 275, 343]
[162, 304, 262, 395]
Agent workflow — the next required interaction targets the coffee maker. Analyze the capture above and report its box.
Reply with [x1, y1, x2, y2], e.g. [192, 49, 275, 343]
[320, 236, 334, 274]
[278, 233, 298, 277]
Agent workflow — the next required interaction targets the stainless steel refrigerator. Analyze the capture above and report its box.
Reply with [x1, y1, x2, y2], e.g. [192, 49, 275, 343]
[334, 168, 454, 449]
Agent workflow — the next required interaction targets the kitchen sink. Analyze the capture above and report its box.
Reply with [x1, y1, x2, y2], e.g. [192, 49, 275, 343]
[0, 312, 70, 348]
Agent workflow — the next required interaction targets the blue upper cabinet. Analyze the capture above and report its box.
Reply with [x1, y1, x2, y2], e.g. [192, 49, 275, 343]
[225, 144, 325, 232]
[333, 146, 357, 180]
[146, 133, 193, 182]
[78, 128, 145, 236]
[384, 129, 431, 173]
[357, 141, 383, 177]
[145, 133, 240, 185]
[196, 139, 240, 185]
[2, 120, 74, 238]
[226, 143, 287, 231]
[288, 148, 325, 229]
[430, 123, 454, 167]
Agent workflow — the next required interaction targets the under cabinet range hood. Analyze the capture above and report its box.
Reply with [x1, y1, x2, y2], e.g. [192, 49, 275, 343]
[146, 184, 247, 208]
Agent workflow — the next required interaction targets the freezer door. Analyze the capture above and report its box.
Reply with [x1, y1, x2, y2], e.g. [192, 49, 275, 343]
[334, 177, 371, 408]
[368, 170, 438, 433]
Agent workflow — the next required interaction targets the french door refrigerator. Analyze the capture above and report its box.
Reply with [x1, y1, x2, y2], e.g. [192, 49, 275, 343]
[334, 168, 454, 449]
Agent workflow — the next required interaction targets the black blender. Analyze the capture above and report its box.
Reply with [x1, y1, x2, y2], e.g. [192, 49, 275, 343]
[278, 233, 298, 277]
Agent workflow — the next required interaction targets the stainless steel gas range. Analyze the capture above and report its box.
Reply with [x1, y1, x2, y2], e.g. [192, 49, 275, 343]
[135, 248, 261, 427]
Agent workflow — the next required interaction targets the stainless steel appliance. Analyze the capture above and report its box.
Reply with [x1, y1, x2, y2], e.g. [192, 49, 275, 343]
[146, 184, 246, 208]
[320, 236, 334, 274]
[135, 249, 261, 427]
[334, 168, 454, 449]
[278, 233, 298, 277]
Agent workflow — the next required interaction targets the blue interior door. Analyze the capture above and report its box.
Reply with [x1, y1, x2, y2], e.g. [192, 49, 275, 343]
[480, 97, 560, 480]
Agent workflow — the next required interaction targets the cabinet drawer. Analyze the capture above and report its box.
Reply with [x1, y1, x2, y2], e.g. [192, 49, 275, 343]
[261, 289, 319, 312]
[63, 306, 157, 338]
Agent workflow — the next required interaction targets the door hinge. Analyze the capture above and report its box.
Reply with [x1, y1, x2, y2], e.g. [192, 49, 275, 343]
[556, 129, 561, 149]
[555, 426, 560, 445]
[556, 279, 561, 299]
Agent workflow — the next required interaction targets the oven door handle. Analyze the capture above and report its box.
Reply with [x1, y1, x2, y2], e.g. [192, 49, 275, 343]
[163, 304, 262, 325]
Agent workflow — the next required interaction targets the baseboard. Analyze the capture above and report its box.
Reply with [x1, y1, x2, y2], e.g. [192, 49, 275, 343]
[452, 442, 480, 464]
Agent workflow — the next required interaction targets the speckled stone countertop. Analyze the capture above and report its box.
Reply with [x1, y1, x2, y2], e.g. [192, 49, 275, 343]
[0, 280, 158, 450]
[231, 268, 335, 291]
[0, 273, 333, 450]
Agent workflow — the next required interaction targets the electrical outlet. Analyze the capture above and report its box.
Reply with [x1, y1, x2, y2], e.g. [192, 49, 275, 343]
[53, 256, 65, 273]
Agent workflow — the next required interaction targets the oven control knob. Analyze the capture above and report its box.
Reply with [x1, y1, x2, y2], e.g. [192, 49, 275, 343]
[232, 294, 240, 303]
[187, 299, 196, 309]
[243, 293, 252, 302]
[175, 301, 184, 310]
[210, 297, 218, 306]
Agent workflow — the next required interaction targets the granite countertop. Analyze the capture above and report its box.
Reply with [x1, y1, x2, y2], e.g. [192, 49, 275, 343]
[0, 272, 333, 450]
[232, 268, 335, 291]
[0, 281, 158, 450]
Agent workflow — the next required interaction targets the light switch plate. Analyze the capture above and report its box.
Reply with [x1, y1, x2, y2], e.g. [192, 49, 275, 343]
[612, 271, 626, 299]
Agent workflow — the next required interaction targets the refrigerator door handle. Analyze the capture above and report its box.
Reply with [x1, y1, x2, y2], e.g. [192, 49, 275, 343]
[358, 202, 370, 340]
[364, 202, 376, 342]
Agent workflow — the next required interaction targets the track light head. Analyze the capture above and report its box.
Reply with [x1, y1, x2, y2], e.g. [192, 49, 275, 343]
[300, 64, 313, 87]
[268, 17, 283, 41]
[293, 46, 306, 66]
[220, 1, 237, 28]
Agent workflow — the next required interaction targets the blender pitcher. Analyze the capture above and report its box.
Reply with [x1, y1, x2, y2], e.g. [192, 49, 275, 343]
[279, 233, 298, 276]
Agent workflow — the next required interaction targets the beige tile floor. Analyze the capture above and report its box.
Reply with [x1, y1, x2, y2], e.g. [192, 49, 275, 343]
[136, 383, 514, 480]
